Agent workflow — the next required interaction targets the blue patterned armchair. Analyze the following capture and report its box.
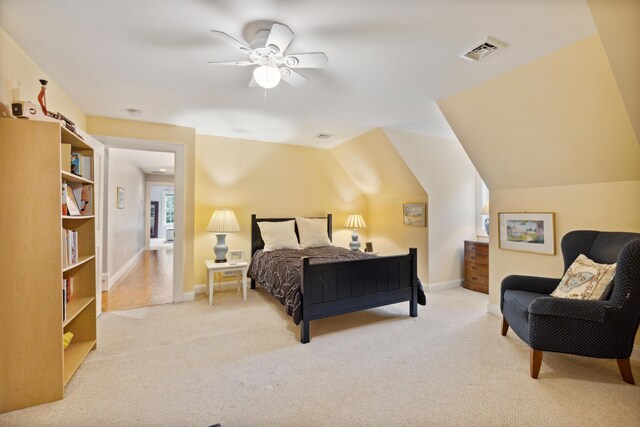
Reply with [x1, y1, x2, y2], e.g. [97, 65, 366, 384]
[500, 230, 640, 383]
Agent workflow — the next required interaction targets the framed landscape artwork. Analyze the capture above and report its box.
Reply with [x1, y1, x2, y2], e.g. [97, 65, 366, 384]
[498, 212, 555, 255]
[403, 203, 426, 227]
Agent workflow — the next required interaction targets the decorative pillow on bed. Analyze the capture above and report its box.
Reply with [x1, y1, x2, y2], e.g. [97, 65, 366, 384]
[295, 217, 332, 248]
[551, 254, 616, 300]
[258, 220, 301, 252]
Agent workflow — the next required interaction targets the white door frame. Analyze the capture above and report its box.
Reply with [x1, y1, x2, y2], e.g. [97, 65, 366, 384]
[95, 136, 185, 303]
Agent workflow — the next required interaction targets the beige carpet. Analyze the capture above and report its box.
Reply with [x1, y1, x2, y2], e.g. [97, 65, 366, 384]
[1, 287, 639, 426]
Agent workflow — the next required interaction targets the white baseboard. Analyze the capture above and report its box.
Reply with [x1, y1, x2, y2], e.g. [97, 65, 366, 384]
[427, 279, 462, 292]
[487, 303, 501, 316]
[101, 273, 110, 292]
[177, 291, 194, 302]
[107, 247, 145, 290]
[194, 284, 207, 294]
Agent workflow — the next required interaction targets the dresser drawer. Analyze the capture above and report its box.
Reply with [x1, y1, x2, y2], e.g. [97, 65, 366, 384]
[465, 262, 488, 275]
[465, 241, 488, 255]
[465, 269, 489, 286]
[464, 251, 488, 265]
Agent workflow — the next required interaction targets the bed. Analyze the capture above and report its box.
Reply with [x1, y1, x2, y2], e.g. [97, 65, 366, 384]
[248, 214, 420, 343]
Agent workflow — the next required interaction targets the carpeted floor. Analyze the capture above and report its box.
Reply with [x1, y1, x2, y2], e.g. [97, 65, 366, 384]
[1, 287, 639, 426]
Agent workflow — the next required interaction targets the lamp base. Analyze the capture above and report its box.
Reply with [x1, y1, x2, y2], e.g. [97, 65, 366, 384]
[349, 229, 361, 251]
[214, 233, 228, 263]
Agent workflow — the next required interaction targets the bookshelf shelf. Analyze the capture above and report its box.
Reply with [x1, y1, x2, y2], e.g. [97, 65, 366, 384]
[63, 296, 95, 327]
[61, 170, 93, 185]
[63, 255, 95, 273]
[63, 340, 97, 385]
[0, 119, 97, 413]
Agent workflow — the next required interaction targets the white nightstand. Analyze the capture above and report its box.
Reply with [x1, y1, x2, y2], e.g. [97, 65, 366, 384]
[204, 260, 249, 305]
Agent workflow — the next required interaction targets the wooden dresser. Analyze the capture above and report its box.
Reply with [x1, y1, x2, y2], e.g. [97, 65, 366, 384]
[464, 241, 489, 294]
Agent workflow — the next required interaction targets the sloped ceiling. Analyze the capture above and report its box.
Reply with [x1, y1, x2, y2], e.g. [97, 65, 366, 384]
[587, 0, 640, 144]
[438, 35, 640, 191]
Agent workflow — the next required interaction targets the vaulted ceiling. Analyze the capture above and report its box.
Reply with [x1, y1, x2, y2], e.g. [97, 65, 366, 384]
[0, 0, 596, 147]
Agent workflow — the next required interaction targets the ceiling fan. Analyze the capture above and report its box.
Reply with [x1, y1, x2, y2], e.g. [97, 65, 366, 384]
[209, 22, 328, 89]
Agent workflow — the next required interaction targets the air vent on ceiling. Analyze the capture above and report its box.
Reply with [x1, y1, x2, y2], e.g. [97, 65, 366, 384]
[460, 37, 505, 62]
[316, 133, 334, 139]
[151, 169, 167, 174]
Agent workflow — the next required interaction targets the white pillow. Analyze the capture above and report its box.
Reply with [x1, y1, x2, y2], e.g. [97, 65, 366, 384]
[295, 217, 332, 249]
[257, 220, 301, 252]
[551, 254, 616, 300]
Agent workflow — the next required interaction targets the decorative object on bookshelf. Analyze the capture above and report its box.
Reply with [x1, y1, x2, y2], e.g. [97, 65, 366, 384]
[66, 184, 81, 216]
[63, 332, 74, 349]
[117, 186, 125, 209]
[37, 79, 48, 115]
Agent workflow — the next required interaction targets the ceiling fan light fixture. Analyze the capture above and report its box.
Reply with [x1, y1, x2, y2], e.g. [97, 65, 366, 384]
[253, 65, 281, 89]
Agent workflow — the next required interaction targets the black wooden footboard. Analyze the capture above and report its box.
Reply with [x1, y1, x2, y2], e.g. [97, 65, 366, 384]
[300, 248, 418, 343]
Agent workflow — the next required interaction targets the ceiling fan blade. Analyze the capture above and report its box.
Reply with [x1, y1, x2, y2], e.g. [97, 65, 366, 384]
[208, 60, 253, 66]
[211, 30, 254, 55]
[281, 68, 307, 88]
[284, 52, 328, 68]
[266, 23, 294, 54]
[248, 77, 259, 88]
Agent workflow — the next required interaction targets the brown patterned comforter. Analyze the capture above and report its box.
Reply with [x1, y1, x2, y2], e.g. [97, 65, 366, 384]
[248, 246, 375, 325]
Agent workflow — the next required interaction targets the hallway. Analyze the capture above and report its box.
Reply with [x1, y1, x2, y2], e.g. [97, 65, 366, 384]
[102, 249, 173, 312]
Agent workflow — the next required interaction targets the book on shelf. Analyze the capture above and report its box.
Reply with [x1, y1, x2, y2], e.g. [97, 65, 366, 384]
[62, 286, 66, 321]
[81, 155, 92, 180]
[66, 182, 81, 216]
[76, 184, 93, 215]
[70, 152, 82, 177]
[62, 228, 78, 267]
[63, 276, 74, 303]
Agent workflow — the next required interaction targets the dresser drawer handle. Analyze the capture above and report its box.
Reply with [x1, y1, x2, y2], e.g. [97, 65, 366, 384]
[471, 265, 477, 270]
[470, 255, 476, 261]
[469, 245, 476, 251]
[471, 276, 478, 281]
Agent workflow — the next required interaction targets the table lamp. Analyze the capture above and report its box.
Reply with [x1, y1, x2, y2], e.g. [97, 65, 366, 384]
[207, 208, 241, 263]
[345, 213, 367, 251]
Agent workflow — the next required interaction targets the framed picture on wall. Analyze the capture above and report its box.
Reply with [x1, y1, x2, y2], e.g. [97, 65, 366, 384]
[116, 186, 125, 209]
[403, 203, 426, 227]
[498, 212, 555, 255]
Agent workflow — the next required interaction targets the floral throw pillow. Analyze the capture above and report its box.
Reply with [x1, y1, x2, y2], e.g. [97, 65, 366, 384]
[551, 254, 616, 300]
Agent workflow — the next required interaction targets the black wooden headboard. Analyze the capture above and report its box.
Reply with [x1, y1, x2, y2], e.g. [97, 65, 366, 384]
[251, 214, 333, 256]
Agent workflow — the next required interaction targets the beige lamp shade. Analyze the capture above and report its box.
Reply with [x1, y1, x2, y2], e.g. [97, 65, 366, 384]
[206, 208, 241, 233]
[345, 213, 367, 229]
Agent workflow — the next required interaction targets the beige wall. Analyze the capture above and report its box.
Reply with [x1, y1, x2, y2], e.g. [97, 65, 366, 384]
[439, 35, 640, 191]
[105, 148, 146, 280]
[330, 129, 429, 279]
[587, 0, 640, 143]
[0, 26, 86, 129]
[194, 134, 368, 285]
[384, 128, 478, 285]
[87, 116, 196, 293]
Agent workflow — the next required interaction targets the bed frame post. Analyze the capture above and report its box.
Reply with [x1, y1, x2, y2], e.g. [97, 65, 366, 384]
[301, 256, 311, 344]
[250, 214, 257, 289]
[409, 247, 418, 317]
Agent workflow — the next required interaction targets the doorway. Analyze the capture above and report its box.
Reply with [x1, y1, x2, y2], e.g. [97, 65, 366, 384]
[100, 146, 177, 311]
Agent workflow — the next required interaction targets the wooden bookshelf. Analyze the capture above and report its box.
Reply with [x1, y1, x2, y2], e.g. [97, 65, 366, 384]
[0, 118, 97, 413]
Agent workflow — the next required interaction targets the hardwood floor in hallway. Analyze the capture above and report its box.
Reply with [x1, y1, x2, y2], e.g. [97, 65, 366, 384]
[102, 248, 173, 312]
